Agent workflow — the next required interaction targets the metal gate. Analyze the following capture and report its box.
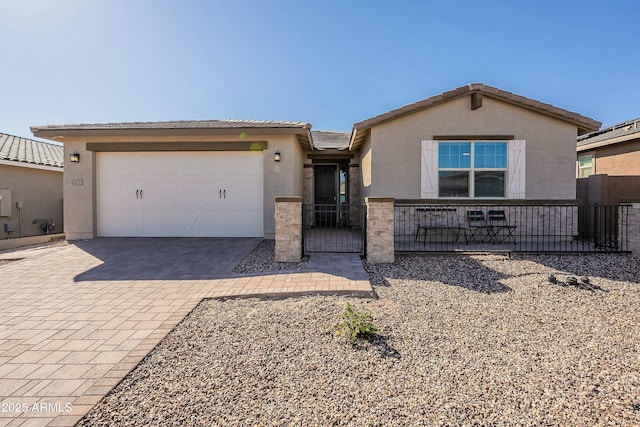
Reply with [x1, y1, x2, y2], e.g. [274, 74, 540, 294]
[303, 204, 366, 254]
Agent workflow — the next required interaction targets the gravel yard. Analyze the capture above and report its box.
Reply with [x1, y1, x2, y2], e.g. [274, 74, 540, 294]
[80, 253, 640, 426]
[232, 239, 309, 274]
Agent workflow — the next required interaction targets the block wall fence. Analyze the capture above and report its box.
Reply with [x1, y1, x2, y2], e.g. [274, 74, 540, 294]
[274, 199, 640, 262]
[628, 203, 640, 257]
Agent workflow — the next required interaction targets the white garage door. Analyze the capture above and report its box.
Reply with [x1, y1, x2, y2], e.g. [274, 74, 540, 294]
[97, 151, 263, 237]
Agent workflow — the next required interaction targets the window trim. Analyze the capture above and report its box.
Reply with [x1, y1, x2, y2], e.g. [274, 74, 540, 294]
[437, 140, 508, 199]
[421, 139, 526, 200]
[578, 153, 594, 178]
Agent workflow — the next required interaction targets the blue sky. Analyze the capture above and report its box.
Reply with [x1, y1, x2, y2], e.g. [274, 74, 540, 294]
[1, 0, 638, 140]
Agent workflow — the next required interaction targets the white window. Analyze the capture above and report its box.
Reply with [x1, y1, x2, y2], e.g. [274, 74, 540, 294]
[578, 154, 593, 178]
[421, 139, 526, 199]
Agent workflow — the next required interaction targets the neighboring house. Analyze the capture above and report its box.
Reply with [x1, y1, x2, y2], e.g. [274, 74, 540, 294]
[0, 133, 63, 238]
[576, 118, 640, 205]
[576, 118, 640, 178]
[31, 84, 601, 241]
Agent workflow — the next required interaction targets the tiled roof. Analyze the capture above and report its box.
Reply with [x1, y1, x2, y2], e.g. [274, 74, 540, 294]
[31, 119, 312, 132]
[32, 119, 315, 152]
[0, 133, 64, 168]
[350, 83, 602, 150]
[577, 118, 640, 149]
[311, 131, 350, 150]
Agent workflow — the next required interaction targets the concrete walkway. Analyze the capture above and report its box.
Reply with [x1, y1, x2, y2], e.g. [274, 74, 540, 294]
[0, 239, 372, 426]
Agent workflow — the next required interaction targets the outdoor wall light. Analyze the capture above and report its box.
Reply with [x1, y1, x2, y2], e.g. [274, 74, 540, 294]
[70, 152, 80, 163]
[274, 151, 281, 162]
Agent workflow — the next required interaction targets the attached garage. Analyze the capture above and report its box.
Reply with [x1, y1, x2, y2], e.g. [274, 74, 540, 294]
[30, 120, 312, 240]
[97, 151, 263, 237]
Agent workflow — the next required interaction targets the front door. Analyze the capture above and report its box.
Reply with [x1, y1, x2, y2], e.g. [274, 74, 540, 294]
[314, 165, 338, 226]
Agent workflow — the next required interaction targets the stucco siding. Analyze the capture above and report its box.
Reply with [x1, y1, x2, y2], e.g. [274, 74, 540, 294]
[359, 134, 372, 200]
[592, 140, 640, 176]
[63, 140, 96, 239]
[368, 96, 578, 200]
[263, 134, 305, 238]
[0, 164, 63, 237]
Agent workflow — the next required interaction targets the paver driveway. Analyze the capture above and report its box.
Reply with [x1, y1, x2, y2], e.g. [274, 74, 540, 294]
[0, 239, 372, 426]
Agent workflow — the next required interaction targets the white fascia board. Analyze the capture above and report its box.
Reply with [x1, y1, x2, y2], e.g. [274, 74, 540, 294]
[0, 159, 63, 172]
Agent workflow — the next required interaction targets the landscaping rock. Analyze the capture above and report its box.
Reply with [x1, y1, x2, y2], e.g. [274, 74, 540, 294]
[79, 253, 640, 426]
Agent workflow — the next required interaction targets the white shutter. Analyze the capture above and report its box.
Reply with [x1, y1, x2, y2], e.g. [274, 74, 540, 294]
[421, 140, 438, 199]
[507, 139, 526, 199]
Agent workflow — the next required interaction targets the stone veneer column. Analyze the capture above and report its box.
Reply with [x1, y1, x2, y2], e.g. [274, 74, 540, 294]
[275, 196, 302, 262]
[627, 203, 640, 257]
[366, 197, 395, 263]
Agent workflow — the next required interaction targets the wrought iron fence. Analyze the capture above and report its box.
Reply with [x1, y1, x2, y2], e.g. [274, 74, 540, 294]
[302, 204, 366, 254]
[395, 203, 629, 253]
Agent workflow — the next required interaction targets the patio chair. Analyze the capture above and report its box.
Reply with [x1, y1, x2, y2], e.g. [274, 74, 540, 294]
[486, 210, 517, 243]
[465, 210, 489, 243]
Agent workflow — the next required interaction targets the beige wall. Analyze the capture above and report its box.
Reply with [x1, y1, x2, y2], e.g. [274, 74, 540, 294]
[0, 164, 63, 238]
[361, 96, 578, 200]
[264, 135, 305, 238]
[591, 139, 640, 176]
[359, 133, 372, 200]
[60, 133, 304, 239]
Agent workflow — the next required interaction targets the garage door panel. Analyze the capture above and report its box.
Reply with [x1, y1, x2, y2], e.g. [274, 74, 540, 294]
[97, 209, 119, 236]
[172, 155, 199, 178]
[244, 210, 264, 237]
[184, 182, 203, 210]
[221, 154, 245, 176]
[213, 210, 262, 237]
[200, 211, 226, 236]
[203, 155, 223, 177]
[99, 182, 123, 209]
[222, 181, 261, 209]
[141, 210, 182, 237]
[243, 181, 263, 210]
[159, 156, 179, 177]
[182, 211, 204, 236]
[140, 182, 162, 209]
[161, 182, 185, 209]
[99, 209, 145, 237]
[137, 156, 157, 178]
[99, 182, 140, 210]
[203, 185, 223, 208]
[99, 155, 138, 179]
[98, 151, 263, 237]
[141, 182, 184, 210]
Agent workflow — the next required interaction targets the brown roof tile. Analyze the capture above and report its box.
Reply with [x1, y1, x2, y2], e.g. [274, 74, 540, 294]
[31, 119, 311, 132]
[350, 83, 601, 150]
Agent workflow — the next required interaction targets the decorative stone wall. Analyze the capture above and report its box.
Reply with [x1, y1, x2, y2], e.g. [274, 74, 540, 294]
[366, 197, 395, 263]
[275, 197, 302, 262]
[628, 203, 640, 256]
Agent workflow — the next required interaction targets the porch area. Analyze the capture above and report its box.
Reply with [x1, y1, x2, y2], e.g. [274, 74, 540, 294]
[394, 203, 629, 253]
[276, 198, 637, 263]
[302, 204, 365, 254]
